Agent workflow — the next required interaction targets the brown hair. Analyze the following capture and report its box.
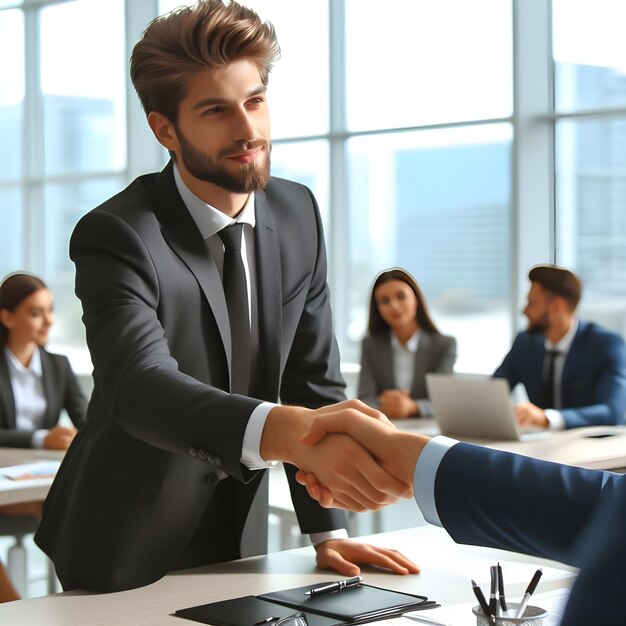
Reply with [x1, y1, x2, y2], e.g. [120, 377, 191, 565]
[130, 0, 280, 123]
[528, 264, 582, 310]
[367, 268, 441, 336]
[0, 273, 48, 345]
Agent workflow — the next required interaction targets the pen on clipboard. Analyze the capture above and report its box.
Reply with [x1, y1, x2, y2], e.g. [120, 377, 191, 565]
[515, 568, 543, 618]
[304, 575, 363, 597]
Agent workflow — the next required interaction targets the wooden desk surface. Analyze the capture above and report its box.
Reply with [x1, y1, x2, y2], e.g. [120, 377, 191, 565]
[0, 525, 576, 626]
[0, 449, 64, 507]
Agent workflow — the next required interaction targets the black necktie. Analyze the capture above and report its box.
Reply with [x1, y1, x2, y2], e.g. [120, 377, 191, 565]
[541, 349, 560, 409]
[218, 223, 251, 394]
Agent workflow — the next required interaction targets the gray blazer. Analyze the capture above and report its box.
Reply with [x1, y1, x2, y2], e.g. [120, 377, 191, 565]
[35, 162, 347, 593]
[0, 349, 87, 447]
[357, 330, 456, 416]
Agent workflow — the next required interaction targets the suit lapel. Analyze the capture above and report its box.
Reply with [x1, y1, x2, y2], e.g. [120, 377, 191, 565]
[152, 163, 232, 378]
[253, 191, 281, 400]
[528, 337, 546, 402]
[0, 352, 16, 428]
[376, 335, 395, 389]
[561, 321, 586, 402]
[411, 332, 431, 397]
[40, 350, 57, 427]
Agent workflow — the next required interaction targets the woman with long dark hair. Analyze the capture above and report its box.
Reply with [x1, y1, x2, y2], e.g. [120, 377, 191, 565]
[0, 273, 86, 449]
[357, 268, 456, 418]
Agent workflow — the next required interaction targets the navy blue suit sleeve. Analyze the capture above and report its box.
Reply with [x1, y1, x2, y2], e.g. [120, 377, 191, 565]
[434, 442, 619, 566]
[559, 476, 626, 625]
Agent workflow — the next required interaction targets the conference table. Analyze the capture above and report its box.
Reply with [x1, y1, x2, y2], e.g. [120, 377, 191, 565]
[399, 419, 626, 471]
[1, 423, 624, 623]
[0, 524, 576, 625]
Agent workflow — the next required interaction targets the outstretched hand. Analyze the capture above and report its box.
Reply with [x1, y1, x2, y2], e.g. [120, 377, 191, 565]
[295, 412, 430, 509]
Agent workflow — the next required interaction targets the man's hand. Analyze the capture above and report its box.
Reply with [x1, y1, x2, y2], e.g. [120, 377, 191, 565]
[261, 400, 412, 512]
[378, 389, 419, 419]
[514, 402, 549, 428]
[314, 538, 420, 577]
[44, 426, 78, 450]
[295, 413, 429, 509]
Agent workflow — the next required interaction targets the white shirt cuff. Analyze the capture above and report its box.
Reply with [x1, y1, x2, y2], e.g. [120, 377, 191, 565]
[31, 429, 49, 449]
[413, 435, 458, 527]
[310, 528, 349, 545]
[241, 402, 279, 469]
[544, 409, 565, 430]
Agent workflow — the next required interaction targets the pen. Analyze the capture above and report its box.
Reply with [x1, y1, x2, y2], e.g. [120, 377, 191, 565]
[497, 562, 508, 611]
[515, 568, 543, 619]
[304, 575, 363, 597]
[471, 580, 495, 626]
[489, 566, 497, 617]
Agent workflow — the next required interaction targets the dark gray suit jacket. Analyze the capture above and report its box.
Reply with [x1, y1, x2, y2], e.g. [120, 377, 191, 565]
[0, 349, 86, 447]
[358, 331, 456, 416]
[35, 163, 347, 592]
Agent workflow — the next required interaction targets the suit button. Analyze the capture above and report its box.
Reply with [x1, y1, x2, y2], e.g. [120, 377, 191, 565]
[189, 446, 197, 457]
[206, 472, 219, 485]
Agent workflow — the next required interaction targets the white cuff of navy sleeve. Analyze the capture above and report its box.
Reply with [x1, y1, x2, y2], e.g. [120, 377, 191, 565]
[31, 429, 49, 449]
[310, 528, 349, 545]
[241, 402, 279, 469]
[413, 435, 459, 527]
[544, 409, 565, 430]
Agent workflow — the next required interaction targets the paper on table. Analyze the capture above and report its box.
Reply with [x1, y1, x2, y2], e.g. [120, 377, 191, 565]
[0, 461, 61, 481]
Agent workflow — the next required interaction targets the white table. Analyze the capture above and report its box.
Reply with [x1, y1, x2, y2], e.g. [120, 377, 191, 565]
[399, 419, 626, 470]
[0, 525, 576, 626]
[0, 449, 63, 507]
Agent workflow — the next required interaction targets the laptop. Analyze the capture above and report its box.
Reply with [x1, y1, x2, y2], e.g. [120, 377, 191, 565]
[426, 373, 543, 441]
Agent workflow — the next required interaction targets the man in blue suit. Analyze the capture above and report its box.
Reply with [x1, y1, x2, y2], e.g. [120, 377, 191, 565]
[494, 265, 626, 429]
[296, 414, 626, 626]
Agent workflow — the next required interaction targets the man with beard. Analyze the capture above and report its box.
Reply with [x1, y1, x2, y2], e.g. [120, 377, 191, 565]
[493, 265, 626, 429]
[34, 0, 418, 592]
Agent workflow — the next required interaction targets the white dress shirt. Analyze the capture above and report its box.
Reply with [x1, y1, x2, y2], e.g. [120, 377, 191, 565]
[4, 347, 49, 448]
[543, 318, 579, 431]
[390, 331, 420, 391]
[173, 165, 347, 544]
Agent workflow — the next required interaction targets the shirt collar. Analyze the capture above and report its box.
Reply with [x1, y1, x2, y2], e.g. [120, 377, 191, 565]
[173, 162, 256, 239]
[391, 330, 420, 353]
[545, 317, 579, 354]
[4, 346, 43, 377]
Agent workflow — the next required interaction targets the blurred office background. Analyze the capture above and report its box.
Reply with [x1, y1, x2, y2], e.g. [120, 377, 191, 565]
[1, 0, 626, 378]
[1, 0, 626, 596]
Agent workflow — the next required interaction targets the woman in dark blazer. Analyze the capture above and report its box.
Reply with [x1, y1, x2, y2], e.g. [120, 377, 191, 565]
[0, 273, 86, 449]
[357, 268, 456, 418]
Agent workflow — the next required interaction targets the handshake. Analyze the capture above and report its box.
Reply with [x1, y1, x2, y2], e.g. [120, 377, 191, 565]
[261, 400, 431, 512]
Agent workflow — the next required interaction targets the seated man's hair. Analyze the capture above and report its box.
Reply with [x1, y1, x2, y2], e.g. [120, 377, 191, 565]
[528, 265, 582, 309]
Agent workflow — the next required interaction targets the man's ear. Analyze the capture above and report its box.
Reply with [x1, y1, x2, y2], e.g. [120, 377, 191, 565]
[550, 295, 568, 316]
[147, 111, 179, 152]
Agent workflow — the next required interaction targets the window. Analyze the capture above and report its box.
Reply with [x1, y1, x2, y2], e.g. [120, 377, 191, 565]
[7, 0, 621, 381]
[553, 0, 626, 337]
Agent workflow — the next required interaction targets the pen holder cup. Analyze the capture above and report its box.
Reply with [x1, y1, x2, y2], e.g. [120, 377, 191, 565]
[473, 603, 547, 626]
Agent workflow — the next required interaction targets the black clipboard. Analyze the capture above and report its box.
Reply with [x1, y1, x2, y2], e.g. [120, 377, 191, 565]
[175, 580, 438, 625]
